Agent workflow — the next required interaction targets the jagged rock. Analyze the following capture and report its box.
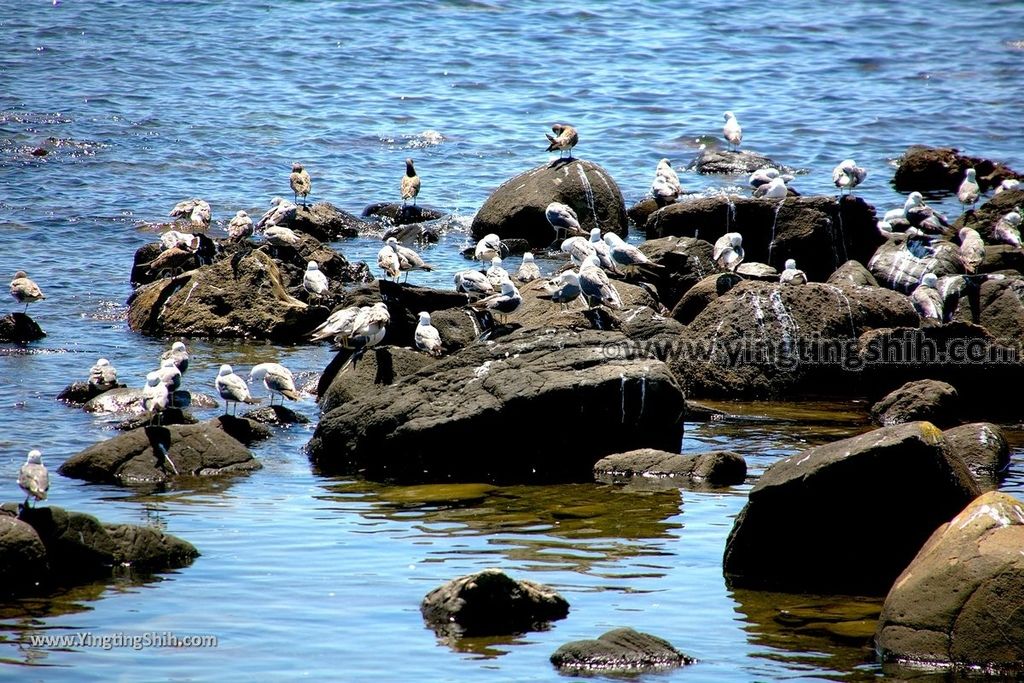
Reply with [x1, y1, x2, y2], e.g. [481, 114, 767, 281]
[827, 260, 879, 287]
[876, 491, 1024, 673]
[308, 328, 685, 483]
[420, 568, 569, 637]
[943, 422, 1010, 491]
[57, 381, 125, 405]
[637, 236, 718, 311]
[470, 158, 628, 247]
[0, 312, 46, 342]
[723, 422, 980, 595]
[60, 423, 261, 486]
[870, 379, 960, 427]
[686, 148, 795, 175]
[645, 195, 881, 282]
[892, 145, 1022, 193]
[362, 202, 445, 225]
[594, 448, 746, 487]
[242, 405, 310, 425]
[867, 238, 963, 293]
[551, 627, 695, 673]
[290, 201, 366, 241]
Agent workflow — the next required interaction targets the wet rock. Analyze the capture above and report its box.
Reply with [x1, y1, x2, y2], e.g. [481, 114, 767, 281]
[870, 379, 960, 427]
[627, 196, 662, 228]
[876, 491, 1024, 672]
[361, 202, 445, 225]
[309, 328, 686, 483]
[470, 158, 628, 247]
[551, 627, 696, 673]
[638, 236, 718, 311]
[644, 196, 881, 282]
[210, 414, 273, 444]
[511, 275, 661, 332]
[420, 568, 569, 637]
[973, 276, 1024, 343]
[242, 405, 310, 425]
[687, 148, 794, 175]
[943, 422, 1010, 491]
[685, 400, 727, 421]
[867, 238, 962, 293]
[955, 187, 1024, 240]
[60, 423, 261, 486]
[116, 407, 198, 431]
[83, 387, 146, 414]
[723, 422, 981, 595]
[0, 312, 46, 342]
[827, 260, 878, 287]
[892, 145, 1022, 194]
[594, 448, 746, 487]
[318, 346, 438, 413]
[290, 201, 365, 241]
[57, 381, 126, 406]
[0, 504, 198, 596]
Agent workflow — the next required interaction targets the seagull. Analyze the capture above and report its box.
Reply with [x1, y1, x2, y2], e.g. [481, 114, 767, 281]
[290, 162, 312, 206]
[904, 192, 950, 234]
[88, 358, 118, 392]
[958, 227, 985, 274]
[159, 230, 199, 252]
[169, 198, 212, 230]
[158, 357, 182, 394]
[414, 311, 444, 357]
[142, 370, 170, 424]
[957, 168, 980, 211]
[832, 159, 867, 195]
[474, 233, 507, 263]
[588, 228, 619, 272]
[995, 178, 1021, 194]
[779, 259, 807, 285]
[753, 176, 787, 199]
[144, 247, 197, 278]
[310, 305, 362, 343]
[713, 233, 745, 271]
[545, 123, 578, 158]
[216, 364, 259, 416]
[470, 277, 522, 325]
[603, 232, 652, 268]
[10, 271, 45, 313]
[401, 158, 421, 207]
[561, 236, 596, 267]
[377, 241, 401, 281]
[484, 256, 509, 289]
[347, 302, 390, 351]
[385, 236, 433, 282]
[538, 270, 582, 310]
[249, 362, 300, 405]
[749, 167, 780, 189]
[911, 273, 944, 323]
[579, 255, 622, 309]
[904, 227, 940, 259]
[454, 269, 494, 295]
[992, 211, 1022, 248]
[161, 341, 189, 374]
[18, 450, 49, 510]
[545, 202, 584, 240]
[651, 158, 681, 205]
[227, 210, 254, 240]
[256, 196, 297, 230]
[515, 252, 541, 283]
[264, 225, 302, 250]
[722, 111, 742, 151]
[303, 261, 329, 301]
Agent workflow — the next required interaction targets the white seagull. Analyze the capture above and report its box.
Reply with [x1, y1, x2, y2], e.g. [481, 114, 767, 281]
[10, 271, 45, 313]
[958, 168, 980, 211]
[474, 233, 507, 263]
[454, 269, 494, 295]
[169, 198, 211, 230]
[486, 256, 510, 288]
[414, 311, 444, 357]
[385, 236, 433, 283]
[303, 261, 329, 301]
[651, 158, 681, 204]
[992, 211, 1022, 248]
[538, 270, 582, 310]
[603, 232, 652, 267]
[713, 233, 745, 271]
[310, 305, 363, 343]
[958, 227, 985, 274]
[18, 449, 49, 509]
[142, 370, 170, 424]
[161, 341, 189, 374]
[588, 228, 619, 272]
[545, 202, 583, 240]
[216, 364, 260, 415]
[227, 210, 254, 240]
[470, 277, 522, 325]
[561, 236, 596, 267]
[88, 358, 118, 391]
[579, 255, 622, 309]
[911, 273, 944, 323]
[779, 259, 808, 285]
[160, 230, 199, 252]
[515, 252, 541, 283]
[722, 111, 742, 151]
[753, 176, 787, 199]
[832, 159, 867, 195]
[249, 362, 300, 405]
[158, 357, 182, 394]
[256, 196, 297, 230]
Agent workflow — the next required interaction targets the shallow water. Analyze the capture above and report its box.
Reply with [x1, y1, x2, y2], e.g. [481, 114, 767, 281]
[2, 1, 1024, 680]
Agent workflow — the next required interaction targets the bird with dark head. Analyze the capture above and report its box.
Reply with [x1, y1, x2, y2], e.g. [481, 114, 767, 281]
[401, 158, 421, 207]
[290, 162, 312, 206]
[545, 123, 578, 159]
[10, 271, 45, 313]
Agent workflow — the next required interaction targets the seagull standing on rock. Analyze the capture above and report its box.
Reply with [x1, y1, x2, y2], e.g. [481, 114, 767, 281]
[414, 311, 444, 357]
[401, 158, 421, 207]
[162, 341, 190, 374]
[651, 158, 681, 205]
[470, 278, 521, 325]
[579, 255, 622, 310]
[486, 256, 510, 288]
[89, 358, 118, 392]
[538, 270, 582, 311]
[256, 197, 297, 230]
[546, 202, 584, 241]
[588, 228, 619, 273]
[10, 271, 45, 313]
[18, 450, 49, 510]
[911, 273, 944, 323]
[713, 233, 745, 271]
[310, 305, 363, 343]
[561, 235, 596, 267]
[142, 371, 170, 425]
[303, 261, 329, 301]
[545, 123, 578, 159]
[383, 236, 433, 282]
[474, 233, 507, 263]
[290, 162, 312, 206]
[832, 159, 867, 195]
[169, 198, 211, 230]
[216, 364, 259, 416]
[515, 252, 541, 283]
[249, 362, 300, 405]
[722, 111, 742, 151]
[958, 227, 985, 274]
[753, 176, 787, 199]
[992, 211, 1022, 248]
[227, 210, 254, 240]
[779, 259, 807, 285]
[958, 168, 980, 212]
[603, 232, 652, 268]
[454, 269, 494, 295]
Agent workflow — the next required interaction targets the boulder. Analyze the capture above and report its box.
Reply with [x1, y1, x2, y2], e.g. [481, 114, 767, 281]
[892, 145, 1022, 194]
[594, 448, 746, 487]
[116, 407, 197, 431]
[867, 238, 962, 293]
[644, 196, 881, 282]
[470, 158, 628, 247]
[242, 405, 310, 425]
[670, 273, 743, 324]
[57, 381, 124, 405]
[318, 346, 436, 413]
[722, 422, 981, 595]
[551, 627, 695, 673]
[290, 201, 365, 241]
[827, 260, 878, 287]
[209, 415, 273, 444]
[512, 275, 661, 332]
[943, 422, 1010, 491]
[361, 202, 445, 225]
[876, 491, 1024, 672]
[308, 327, 686, 483]
[83, 387, 146, 414]
[869, 379, 960, 427]
[973, 276, 1024, 343]
[0, 514, 49, 595]
[60, 423, 261, 486]
[627, 196, 662, 228]
[955, 188, 1024, 241]
[637, 236, 718, 311]
[420, 568, 569, 637]
[686, 148, 794, 175]
[0, 312, 45, 342]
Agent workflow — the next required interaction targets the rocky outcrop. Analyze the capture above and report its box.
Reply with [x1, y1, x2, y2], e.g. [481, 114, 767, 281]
[512, 275, 661, 332]
[551, 628, 696, 673]
[867, 239, 962, 293]
[670, 272, 743, 324]
[57, 380, 125, 405]
[0, 504, 198, 597]
[827, 260, 878, 287]
[637, 236, 718, 311]
[955, 188, 1024, 240]
[290, 202, 366, 241]
[318, 345, 436, 413]
[308, 328, 686, 483]
[972, 276, 1024, 343]
[892, 145, 1022, 193]
[876, 491, 1024, 673]
[594, 448, 746, 487]
[686, 149, 794, 175]
[723, 422, 980, 595]
[943, 422, 1009, 491]
[420, 568, 569, 638]
[362, 202, 445, 225]
[0, 312, 46, 343]
[470, 159, 627, 247]
[60, 423, 260, 486]
[870, 379, 960, 427]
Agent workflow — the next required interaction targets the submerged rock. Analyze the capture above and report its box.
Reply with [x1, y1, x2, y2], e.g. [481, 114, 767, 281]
[362, 202, 445, 225]
[892, 145, 1022, 193]
[551, 627, 696, 673]
[594, 448, 746, 487]
[57, 380, 125, 406]
[0, 312, 46, 343]
[242, 405, 309, 425]
[687, 148, 794, 175]
[869, 379, 960, 427]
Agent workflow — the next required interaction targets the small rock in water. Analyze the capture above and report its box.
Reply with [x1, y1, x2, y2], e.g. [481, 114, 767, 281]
[242, 405, 309, 425]
[550, 627, 696, 672]
[0, 313, 46, 343]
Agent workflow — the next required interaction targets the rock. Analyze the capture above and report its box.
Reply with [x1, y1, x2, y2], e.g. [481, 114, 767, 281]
[735, 262, 778, 280]
[318, 345, 437, 413]
[876, 491, 1024, 672]
[512, 275, 661, 332]
[210, 415, 273, 444]
[870, 379, 960, 427]
[470, 158, 627, 247]
[290, 201, 366, 241]
[892, 145, 1022, 193]
[627, 196, 662, 228]
[60, 423, 261, 486]
[973, 276, 1024, 343]
[83, 387, 146, 414]
[685, 400, 727, 421]
[242, 405, 310, 425]
[594, 448, 746, 487]
[420, 568, 569, 637]
[0, 514, 49, 595]
[979, 244, 1024, 276]
[827, 260, 878, 287]
[686, 148, 795, 175]
[955, 188, 1024, 238]
[116, 407, 197, 431]
[866, 238, 962, 293]
[943, 422, 1010, 491]
[309, 327, 686, 483]
[637, 236, 718, 311]
[551, 627, 695, 673]
[723, 422, 981, 595]
[645, 196, 881, 282]
[0, 312, 46, 342]
[361, 202, 445, 225]
[57, 381, 124, 405]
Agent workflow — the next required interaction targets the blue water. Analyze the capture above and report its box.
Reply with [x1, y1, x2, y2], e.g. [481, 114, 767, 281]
[2, 1, 1023, 680]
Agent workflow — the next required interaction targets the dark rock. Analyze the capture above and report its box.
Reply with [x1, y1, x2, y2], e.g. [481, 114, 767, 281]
[594, 448, 746, 487]
[974, 276, 1024, 343]
[735, 262, 779, 280]
[210, 415, 273, 444]
[0, 514, 49, 595]
[116, 407, 198, 431]
[827, 260, 879, 287]
[60, 423, 261, 486]
[870, 379, 960, 427]
[309, 328, 686, 483]
[551, 627, 696, 673]
[876, 491, 1024, 673]
[956, 187, 1024, 239]
[645, 196, 881, 282]
[670, 273, 743, 324]
[58, 381, 126, 405]
[242, 405, 310, 425]
[470, 158, 627, 247]
[627, 196, 666, 228]
[892, 145, 1022, 194]
[867, 238, 962, 293]
[318, 345, 437, 413]
[0, 312, 46, 342]
[979, 245, 1024, 276]
[420, 568, 569, 637]
[361, 202, 445, 225]
[685, 400, 727, 421]
[83, 387, 146, 414]
[290, 201, 366, 241]
[943, 422, 1010, 491]
[723, 422, 981, 595]
[637, 236, 718, 311]
[686, 148, 795, 175]
[511, 275, 661, 333]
